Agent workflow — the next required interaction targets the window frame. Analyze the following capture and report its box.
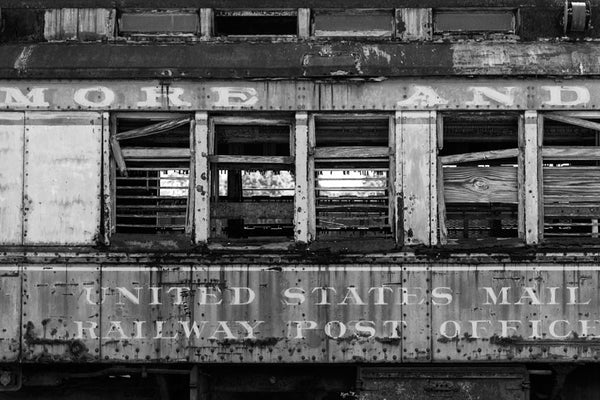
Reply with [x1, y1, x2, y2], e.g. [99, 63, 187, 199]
[436, 112, 525, 245]
[432, 8, 519, 39]
[308, 113, 397, 242]
[117, 9, 200, 38]
[207, 115, 297, 243]
[106, 112, 195, 243]
[311, 8, 396, 38]
[212, 9, 299, 39]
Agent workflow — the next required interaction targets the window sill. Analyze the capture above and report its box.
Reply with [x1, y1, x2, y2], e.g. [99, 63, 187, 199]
[108, 233, 193, 251]
[208, 239, 295, 251]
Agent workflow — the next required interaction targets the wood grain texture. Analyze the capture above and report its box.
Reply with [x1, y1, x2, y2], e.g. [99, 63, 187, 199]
[544, 167, 600, 199]
[209, 155, 294, 165]
[443, 166, 518, 204]
[211, 202, 293, 219]
[440, 148, 518, 165]
[314, 146, 389, 159]
[542, 146, 600, 160]
[121, 147, 190, 159]
[543, 114, 600, 132]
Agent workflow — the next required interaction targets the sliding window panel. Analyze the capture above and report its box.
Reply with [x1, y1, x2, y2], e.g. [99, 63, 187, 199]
[24, 112, 103, 245]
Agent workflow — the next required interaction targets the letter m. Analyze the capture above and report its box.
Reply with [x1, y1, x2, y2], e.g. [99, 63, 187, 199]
[481, 287, 510, 305]
[0, 88, 49, 107]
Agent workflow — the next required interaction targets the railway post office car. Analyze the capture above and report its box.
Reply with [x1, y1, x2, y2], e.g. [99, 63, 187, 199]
[2, 1, 600, 399]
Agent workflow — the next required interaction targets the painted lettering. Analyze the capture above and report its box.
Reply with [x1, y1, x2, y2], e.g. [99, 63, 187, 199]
[397, 86, 449, 108]
[75, 320, 98, 340]
[466, 87, 515, 107]
[137, 87, 192, 107]
[210, 87, 259, 107]
[73, 86, 115, 107]
[0, 87, 49, 107]
[542, 85, 590, 106]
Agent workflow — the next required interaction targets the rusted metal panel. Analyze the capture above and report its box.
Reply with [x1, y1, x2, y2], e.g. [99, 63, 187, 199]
[0, 112, 24, 245]
[3, 42, 600, 79]
[432, 265, 600, 362]
[23, 112, 102, 245]
[0, 265, 21, 362]
[399, 111, 435, 245]
[2, 79, 600, 112]
[402, 267, 431, 361]
[13, 263, 600, 363]
[100, 265, 191, 361]
[95, 265, 405, 363]
[21, 264, 100, 362]
[360, 366, 528, 400]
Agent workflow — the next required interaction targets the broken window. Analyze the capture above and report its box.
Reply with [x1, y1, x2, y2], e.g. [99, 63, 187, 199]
[213, 10, 298, 36]
[313, 115, 393, 239]
[433, 9, 516, 34]
[542, 113, 600, 240]
[312, 9, 394, 37]
[209, 116, 295, 240]
[438, 114, 520, 243]
[119, 10, 199, 37]
[110, 114, 193, 235]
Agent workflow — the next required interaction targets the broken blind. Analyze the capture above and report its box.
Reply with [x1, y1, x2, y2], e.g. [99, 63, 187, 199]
[438, 114, 519, 243]
[111, 115, 192, 234]
[314, 116, 392, 238]
[542, 114, 600, 240]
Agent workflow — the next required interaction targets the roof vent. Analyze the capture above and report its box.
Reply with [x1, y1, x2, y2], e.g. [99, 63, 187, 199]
[563, 1, 591, 34]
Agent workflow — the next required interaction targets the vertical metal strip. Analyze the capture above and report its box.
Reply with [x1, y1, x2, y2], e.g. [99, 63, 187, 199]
[194, 111, 210, 243]
[394, 111, 404, 244]
[294, 112, 309, 244]
[429, 111, 438, 246]
[101, 112, 111, 245]
[307, 114, 316, 240]
[524, 110, 540, 244]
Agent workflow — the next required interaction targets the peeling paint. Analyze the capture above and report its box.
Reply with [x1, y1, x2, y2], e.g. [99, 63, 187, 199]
[13, 45, 34, 73]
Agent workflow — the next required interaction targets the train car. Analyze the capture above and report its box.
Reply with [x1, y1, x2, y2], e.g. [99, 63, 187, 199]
[2, 1, 600, 399]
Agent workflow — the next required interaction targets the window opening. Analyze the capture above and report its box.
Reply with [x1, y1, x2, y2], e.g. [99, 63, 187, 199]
[213, 10, 297, 36]
[209, 117, 295, 240]
[542, 113, 600, 240]
[119, 10, 199, 37]
[110, 114, 192, 235]
[433, 9, 516, 33]
[312, 9, 394, 37]
[314, 116, 392, 239]
[438, 114, 519, 243]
